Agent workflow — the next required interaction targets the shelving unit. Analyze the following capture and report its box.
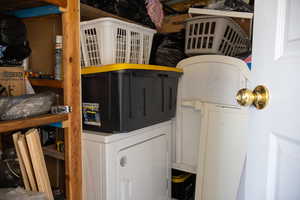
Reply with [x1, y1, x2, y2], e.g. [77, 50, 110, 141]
[29, 79, 64, 88]
[0, 0, 81, 199]
[0, 114, 69, 133]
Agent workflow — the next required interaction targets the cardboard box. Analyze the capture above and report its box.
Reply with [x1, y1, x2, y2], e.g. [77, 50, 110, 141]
[23, 15, 62, 74]
[160, 14, 190, 33]
[0, 67, 25, 96]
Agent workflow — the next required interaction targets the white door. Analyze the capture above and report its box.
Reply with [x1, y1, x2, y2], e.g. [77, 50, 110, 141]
[117, 134, 168, 200]
[246, 0, 300, 199]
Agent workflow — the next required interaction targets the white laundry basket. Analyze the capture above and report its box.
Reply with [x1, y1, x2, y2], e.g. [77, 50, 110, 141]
[80, 17, 156, 67]
[185, 16, 249, 56]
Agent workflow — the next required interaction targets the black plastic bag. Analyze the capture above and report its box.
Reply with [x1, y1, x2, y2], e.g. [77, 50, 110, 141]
[0, 15, 27, 46]
[117, 0, 155, 28]
[2, 41, 31, 62]
[80, 0, 155, 28]
[0, 92, 56, 121]
[80, 0, 118, 14]
[150, 31, 187, 67]
[0, 15, 31, 65]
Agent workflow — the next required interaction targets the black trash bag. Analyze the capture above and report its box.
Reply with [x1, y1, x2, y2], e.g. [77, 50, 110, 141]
[80, 0, 118, 14]
[2, 41, 31, 62]
[80, 0, 155, 28]
[116, 0, 155, 28]
[0, 91, 57, 121]
[0, 15, 27, 46]
[150, 31, 187, 67]
[0, 15, 31, 65]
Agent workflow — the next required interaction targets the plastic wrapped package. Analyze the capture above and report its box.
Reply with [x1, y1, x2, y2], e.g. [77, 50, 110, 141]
[0, 187, 47, 200]
[207, 0, 254, 12]
[0, 92, 56, 121]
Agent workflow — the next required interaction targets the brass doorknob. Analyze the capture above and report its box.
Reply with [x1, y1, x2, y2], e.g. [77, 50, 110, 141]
[236, 85, 270, 109]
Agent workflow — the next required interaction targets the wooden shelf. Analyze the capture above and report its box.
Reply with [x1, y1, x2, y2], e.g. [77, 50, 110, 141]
[80, 3, 139, 24]
[29, 79, 63, 88]
[0, 114, 69, 133]
[43, 144, 64, 160]
[0, 0, 67, 12]
[189, 8, 254, 19]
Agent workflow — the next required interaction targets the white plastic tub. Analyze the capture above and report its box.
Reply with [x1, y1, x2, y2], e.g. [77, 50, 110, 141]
[176, 55, 251, 106]
[80, 17, 156, 67]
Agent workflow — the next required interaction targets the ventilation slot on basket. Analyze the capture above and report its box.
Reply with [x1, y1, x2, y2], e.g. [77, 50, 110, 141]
[210, 22, 216, 34]
[80, 46, 85, 67]
[116, 28, 127, 63]
[142, 35, 150, 64]
[130, 32, 141, 64]
[203, 37, 207, 48]
[83, 28, 101, 66]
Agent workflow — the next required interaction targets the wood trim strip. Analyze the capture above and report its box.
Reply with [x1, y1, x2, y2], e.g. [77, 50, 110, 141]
[17, 134, 38, 191]
[12, 132, 31, 191]
[26, 129, 54, 200]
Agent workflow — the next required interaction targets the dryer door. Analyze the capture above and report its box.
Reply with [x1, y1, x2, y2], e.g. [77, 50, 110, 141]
[117, 134, 169, 200]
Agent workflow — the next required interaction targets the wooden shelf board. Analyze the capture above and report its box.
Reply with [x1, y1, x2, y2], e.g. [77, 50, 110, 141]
[0, 0, 67, 12]
[189, 8, 254, 19]
[29, 79, 63, 88]
[43, 144, 64, 160]
[0, 114, 69, 133]
[80, 3, 139, 24]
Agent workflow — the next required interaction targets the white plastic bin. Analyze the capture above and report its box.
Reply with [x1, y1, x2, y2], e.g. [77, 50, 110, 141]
[185, 16, 249, 56]
[80, 17, 156, 67]
[176, 55, 251, 106]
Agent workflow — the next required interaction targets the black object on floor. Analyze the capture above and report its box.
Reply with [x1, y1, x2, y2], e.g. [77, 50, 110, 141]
[172, 169, 196, 200]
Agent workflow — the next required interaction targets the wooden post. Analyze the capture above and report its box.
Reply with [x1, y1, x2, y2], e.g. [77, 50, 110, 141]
[62, 0, 82, 199]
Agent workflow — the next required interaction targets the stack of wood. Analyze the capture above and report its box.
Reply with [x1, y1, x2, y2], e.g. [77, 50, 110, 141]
[13, 129, 54, 200]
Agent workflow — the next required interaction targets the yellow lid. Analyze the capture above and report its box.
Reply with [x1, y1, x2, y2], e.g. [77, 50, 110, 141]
[81, 64, 183, 75]
[172, 173, 192, 183]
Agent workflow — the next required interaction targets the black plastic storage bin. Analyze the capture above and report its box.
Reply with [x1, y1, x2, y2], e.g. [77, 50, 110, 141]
[172, 169, 196, 200]
[81, 64, 183, 133]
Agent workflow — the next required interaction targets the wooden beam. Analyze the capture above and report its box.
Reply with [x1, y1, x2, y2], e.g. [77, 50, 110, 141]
[29, 79, 63, 88]
[13, 132, 31, 191]
[17, 134, 38, 192]
[62, 0, 82, 199]
[26, 129, 54, 200]
[42, 0, 67, 8]
[0, 114, 69, 133]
